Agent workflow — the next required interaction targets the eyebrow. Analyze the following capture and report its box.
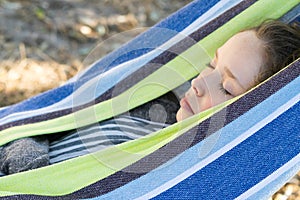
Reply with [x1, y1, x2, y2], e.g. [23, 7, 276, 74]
[216, 48, 246, 91]
[224, 67, 235, 79]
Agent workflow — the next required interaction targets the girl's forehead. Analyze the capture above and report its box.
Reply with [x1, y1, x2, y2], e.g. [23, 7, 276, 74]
[219, 31, 264, 88]
[224, 31, 261, 50]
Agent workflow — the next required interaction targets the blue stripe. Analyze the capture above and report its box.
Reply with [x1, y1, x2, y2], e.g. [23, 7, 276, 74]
[0, 0, 219, 118]
[248, 159, 300, 200]
[88, 75, 300, 200]
[156, 101, 300, 199]
[281, 3, 300, 23]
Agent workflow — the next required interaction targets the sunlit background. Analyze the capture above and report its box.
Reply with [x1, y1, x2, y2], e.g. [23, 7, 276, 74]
[0, 0, 299, 199]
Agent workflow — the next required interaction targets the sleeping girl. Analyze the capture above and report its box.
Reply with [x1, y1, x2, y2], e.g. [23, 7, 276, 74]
[1, 20, 300, 175]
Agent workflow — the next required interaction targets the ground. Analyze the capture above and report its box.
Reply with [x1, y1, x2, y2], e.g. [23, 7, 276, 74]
[0, 0, 191, 106]
[0, 0, 299, 199]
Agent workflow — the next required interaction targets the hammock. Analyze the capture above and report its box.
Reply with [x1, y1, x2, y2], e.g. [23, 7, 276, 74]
[0, 0, 299, 199]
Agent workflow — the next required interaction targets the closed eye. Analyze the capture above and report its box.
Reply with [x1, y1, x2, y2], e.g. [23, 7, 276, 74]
[219, 83, 231, 96]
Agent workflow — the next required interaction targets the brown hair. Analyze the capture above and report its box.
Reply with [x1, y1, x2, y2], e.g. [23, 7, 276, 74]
[250, 20, 300, 83]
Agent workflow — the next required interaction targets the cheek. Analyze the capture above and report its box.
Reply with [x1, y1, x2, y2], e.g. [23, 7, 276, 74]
[201, 92, 228, 111]
[211, 93, 233, 108]
[190, 96, 212, 114]
[200, 98, 213, 111]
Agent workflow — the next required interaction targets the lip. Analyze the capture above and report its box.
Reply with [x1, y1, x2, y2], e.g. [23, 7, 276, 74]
[180, 97, 194, 114]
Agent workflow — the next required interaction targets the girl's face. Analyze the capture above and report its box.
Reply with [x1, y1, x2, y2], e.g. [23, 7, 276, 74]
[176, 31, 265, 121]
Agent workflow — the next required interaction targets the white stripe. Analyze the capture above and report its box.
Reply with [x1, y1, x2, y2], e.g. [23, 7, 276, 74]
[50, 126, 156, 155]
[99, 123, 155, 136]
[50, 139, 129, 163]
[50, 117, 153, 148]
[50, 151, 88, 164]
[50, 143, 85, 156]
[121, 115, 169, 127]
[136, 93, 300, 200]
[78, 123, 153, 137]
[50, 132, 77, 145]
[102, 121, 160, 137]
[49, 116, 165, 162]
[50, 137, 117, 157]
[236, 153, 300, 200]
[50, 134, 80, 148]
[0, 0, 241, 126]
[50, 131, 131, 155]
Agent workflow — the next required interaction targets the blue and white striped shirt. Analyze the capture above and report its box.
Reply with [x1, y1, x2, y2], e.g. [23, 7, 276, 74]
[49, 115, 168, 164]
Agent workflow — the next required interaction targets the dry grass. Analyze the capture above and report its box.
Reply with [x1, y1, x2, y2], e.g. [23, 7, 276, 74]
[0, 57, 80, 107]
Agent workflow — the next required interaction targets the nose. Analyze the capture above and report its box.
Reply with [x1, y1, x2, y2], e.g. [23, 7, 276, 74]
[191, 70, 221, 97]
[191, 75, 206, 97]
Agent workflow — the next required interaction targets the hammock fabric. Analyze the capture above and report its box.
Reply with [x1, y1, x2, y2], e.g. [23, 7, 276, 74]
[0, 0, 299, 199]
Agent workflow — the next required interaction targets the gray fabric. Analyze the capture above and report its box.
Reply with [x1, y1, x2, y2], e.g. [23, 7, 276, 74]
[0, 137, 49, 174]
[128, 91, 180, 125]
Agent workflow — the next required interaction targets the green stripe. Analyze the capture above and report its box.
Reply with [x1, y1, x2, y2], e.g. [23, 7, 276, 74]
[0, 0, 298, 196]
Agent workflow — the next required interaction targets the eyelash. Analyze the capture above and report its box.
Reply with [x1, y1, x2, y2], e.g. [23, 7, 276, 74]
[206, 63, 214, 69]
[219, 83, 231, 95]
[207, 63, 231, 96]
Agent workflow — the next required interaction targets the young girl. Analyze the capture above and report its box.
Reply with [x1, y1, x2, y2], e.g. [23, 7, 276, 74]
[1, 20, 300, 175]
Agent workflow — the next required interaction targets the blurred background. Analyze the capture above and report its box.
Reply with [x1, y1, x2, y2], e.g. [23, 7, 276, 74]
[0, 0, 191, 106]
[0, 0, 299, 199]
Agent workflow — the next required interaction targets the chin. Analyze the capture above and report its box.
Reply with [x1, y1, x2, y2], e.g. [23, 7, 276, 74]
[176, 112, 182, 122]
[176, 108, 193, 122]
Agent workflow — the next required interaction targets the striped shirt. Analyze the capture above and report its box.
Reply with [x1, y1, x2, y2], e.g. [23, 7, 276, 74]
[49, 115, 168, 164]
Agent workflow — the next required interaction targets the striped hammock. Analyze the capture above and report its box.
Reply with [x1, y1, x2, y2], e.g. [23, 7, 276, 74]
[0, 0, 299, 199]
